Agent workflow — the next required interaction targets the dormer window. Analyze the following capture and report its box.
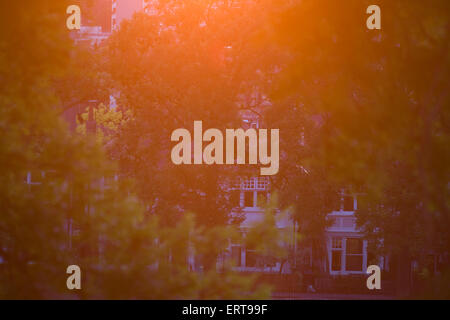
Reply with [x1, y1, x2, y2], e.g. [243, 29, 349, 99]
[232, 177, 270, 209]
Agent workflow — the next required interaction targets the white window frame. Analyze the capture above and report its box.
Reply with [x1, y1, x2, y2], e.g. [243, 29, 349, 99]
[328, 236, 368, 275]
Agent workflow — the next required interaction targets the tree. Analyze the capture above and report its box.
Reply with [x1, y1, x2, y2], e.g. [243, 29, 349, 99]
[0, 0, 281, 299]
[267, 0, 450, 297]
[103, 1, 283, 229]
[265, 98, 341, 277]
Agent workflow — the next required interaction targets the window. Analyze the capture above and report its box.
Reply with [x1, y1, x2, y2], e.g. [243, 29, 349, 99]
[257, 192, 268, 208]
[241, 177, 269, 190]
[26, 170, 44, 185]
[26, 170, 45, 192]
[236, 178, 270, 208]
[346, 238, 362, 254]
[246, 250, 258, 268]
[242, 178, 256, 190]
[231, 246, 241, 266]
[330, 237, 365, 273]
[332, 238, 342, 249]
[346, 238, 363, 271]
[256, 177, 269, 190]
[331, 237, 343, 272]
[332, 251, 342, 271]
[244, 191, 254, 207]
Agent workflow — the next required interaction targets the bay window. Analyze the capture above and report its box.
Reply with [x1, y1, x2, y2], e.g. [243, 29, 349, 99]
[329, 236, 366, 274]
